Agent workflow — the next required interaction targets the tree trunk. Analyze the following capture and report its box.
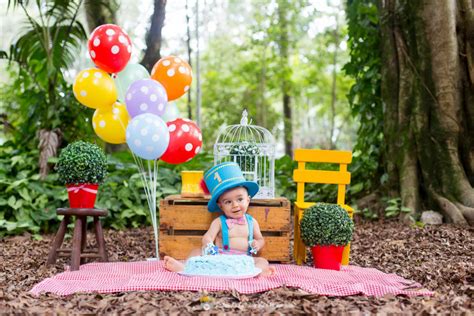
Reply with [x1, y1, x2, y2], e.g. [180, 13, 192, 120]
[329, 12, 340, 150]
[185, 0, 193, 120]
[38, 129, 62, 179]
[380, 0, 474, 224]
[141, 0, 167, 72]
[256, 48, 267, 127]
[84, 0, 118, 32]
[277, 0, 293, 157]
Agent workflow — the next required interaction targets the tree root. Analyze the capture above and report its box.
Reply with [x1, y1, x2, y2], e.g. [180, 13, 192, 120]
[458, 187, 474, 208]
[431, 192, 468, 225]
[454, 203, 474, 225]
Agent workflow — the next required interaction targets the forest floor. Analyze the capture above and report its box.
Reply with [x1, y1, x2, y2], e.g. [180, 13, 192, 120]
[1, 221, 472, 314]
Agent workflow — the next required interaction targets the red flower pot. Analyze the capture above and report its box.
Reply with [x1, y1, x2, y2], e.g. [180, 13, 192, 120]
[311, 245, 345, 270]
[66, 184, 99, 208]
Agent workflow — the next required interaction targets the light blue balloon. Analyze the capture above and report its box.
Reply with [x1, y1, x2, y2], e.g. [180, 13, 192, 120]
[161, 102, 181, 122]
[115, 63, 150, 102]
[126, 113, 170, 160]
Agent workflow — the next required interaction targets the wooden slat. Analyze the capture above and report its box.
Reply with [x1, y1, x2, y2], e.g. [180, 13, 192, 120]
[159, 235, 290, 262]
[160, 204, 291, 232]
[293, 169, 351, 185]
[294, 201, 316, 210]
[163, 195, 289, 207]
[294, 149, 352, 164]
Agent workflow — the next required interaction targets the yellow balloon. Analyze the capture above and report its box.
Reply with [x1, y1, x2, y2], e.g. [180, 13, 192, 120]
[73, 68, 117, 109]
[92, 102, 130, 144]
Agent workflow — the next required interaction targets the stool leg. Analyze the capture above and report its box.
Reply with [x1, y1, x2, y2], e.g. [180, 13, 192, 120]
[46, 215, 70, 265]
[94, 217, 108, 262]
[80, 217, 87, 264]
[70, 216, 84, 271]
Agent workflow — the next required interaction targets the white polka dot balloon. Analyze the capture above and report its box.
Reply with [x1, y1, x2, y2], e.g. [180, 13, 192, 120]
[125, 79, 168, 118]
[160, 118, 202, 164]
[126, 113, 170, 160]
[88, 24, 132, 73]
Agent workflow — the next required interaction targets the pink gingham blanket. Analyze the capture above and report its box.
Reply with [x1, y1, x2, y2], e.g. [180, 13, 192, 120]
[30, 261, 433, 297]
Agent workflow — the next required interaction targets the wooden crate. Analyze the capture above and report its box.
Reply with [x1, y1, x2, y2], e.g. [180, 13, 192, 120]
[159, 195, 291, 262]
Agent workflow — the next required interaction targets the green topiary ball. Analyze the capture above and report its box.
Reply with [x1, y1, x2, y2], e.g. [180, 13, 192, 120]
[300, 203, 354, 247]
[56, 141, 107, 185]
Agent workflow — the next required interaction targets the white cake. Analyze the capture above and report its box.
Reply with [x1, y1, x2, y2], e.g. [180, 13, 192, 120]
[183, 255, 257, 276]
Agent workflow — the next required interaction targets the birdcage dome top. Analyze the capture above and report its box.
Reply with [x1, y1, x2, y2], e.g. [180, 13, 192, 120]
[215, 110, 275, 145]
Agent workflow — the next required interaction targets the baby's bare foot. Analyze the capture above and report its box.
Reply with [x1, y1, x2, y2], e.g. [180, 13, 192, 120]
[164, 256, 185, 272]
[259, 266, 276, 277]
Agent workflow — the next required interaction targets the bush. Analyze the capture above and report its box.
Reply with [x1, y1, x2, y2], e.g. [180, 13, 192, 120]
[300, 203, 354, 247]
[56, 141, 107, 185]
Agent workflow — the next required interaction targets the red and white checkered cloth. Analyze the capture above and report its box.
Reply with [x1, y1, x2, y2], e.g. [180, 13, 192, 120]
[30, 261, 433, 297]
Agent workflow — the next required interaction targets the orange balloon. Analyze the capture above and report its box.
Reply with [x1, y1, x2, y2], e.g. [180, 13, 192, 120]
[151, 56, 192, 101]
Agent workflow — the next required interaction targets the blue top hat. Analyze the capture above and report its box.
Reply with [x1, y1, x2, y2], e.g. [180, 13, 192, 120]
[204, 162, 259, 213]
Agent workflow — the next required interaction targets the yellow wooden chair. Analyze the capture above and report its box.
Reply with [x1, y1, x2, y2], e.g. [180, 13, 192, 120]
[293, 148, 353, 265]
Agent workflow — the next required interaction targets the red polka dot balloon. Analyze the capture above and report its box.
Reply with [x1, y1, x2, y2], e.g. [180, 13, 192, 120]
[88, 24, 132, 74]
[160, 118, 202, 164]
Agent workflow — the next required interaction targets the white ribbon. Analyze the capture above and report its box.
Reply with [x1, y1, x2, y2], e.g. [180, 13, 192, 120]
[67, 184, 98, 194]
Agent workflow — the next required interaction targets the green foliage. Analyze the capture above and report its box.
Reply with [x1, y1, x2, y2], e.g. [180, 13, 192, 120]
[229, 142, 260, 172]
[300, 203, 354, 247]
[0, 141, 67, 237]
[384, 197, 412, 218]
[56, 141, 108, 185]
[0, 141, 215, 237]
[0, 0, 91, 147]
[274, 155, 297, 201]
[344, 0, 384, 197]
[354, 207, 379, 220]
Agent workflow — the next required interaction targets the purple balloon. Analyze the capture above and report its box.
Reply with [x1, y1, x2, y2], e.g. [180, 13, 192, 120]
[125, 79, 168, 118]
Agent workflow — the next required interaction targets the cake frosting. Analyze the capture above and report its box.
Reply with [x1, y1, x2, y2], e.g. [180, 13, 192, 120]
[183, 255, 257, 276]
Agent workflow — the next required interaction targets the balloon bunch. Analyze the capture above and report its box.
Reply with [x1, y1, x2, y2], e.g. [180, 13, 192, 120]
[72, 24, 203, 259]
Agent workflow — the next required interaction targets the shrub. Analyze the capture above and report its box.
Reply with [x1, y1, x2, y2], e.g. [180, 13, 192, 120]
[56, 141, 107, 185]
[300, 203, 354, 246]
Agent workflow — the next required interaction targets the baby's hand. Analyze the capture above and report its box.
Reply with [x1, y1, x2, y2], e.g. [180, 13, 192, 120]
[249, 240, 259, 255]
[202, 242, 219, 256]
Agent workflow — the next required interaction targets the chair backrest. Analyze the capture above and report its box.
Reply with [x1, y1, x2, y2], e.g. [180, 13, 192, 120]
[293, 149, 352, 206]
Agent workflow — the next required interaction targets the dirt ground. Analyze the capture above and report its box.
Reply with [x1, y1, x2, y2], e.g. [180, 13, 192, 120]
[1, 221, 472, 314]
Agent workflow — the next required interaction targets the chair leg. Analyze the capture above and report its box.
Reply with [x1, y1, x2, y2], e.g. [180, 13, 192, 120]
[46, 215, 70, 265]
[341, 206, 353, 265]
[80, 217, 87, 264]
[341, 242, 351, 265]
[70, 216, 84, 271]
[94, 217, 108, 262]
[293, 209, 299, 264]
[294, 207, 306, 265]
[296, 208, 306, 265]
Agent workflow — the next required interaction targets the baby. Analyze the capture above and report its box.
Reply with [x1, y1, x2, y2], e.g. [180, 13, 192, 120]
[164, 162, 276, 277]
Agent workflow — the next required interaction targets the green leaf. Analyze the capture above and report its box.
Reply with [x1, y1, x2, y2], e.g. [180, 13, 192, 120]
[19, 188, 32, 202]
[6, 179, 28, 192]
[7, 196, 16, 208]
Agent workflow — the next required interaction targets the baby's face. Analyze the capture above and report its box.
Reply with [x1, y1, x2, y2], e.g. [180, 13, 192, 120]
[217, 187, 250, 219]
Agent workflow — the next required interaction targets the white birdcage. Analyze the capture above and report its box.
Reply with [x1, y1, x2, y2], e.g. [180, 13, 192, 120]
[214, 110, 275, 199]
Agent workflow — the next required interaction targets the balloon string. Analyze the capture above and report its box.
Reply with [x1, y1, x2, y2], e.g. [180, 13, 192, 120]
[129, 150, 160, 259]
[121, 117, 160, 259]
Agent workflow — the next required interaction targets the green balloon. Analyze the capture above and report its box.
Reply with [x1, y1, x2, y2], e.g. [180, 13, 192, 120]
[161, 102, 181, 122]
[114, 63, 150, 102]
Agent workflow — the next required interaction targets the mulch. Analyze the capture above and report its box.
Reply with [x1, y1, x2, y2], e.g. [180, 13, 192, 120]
[1, 221, 472, 314]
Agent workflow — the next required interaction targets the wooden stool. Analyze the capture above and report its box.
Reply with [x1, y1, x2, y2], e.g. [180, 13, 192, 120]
[47, 208, 108, 271]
